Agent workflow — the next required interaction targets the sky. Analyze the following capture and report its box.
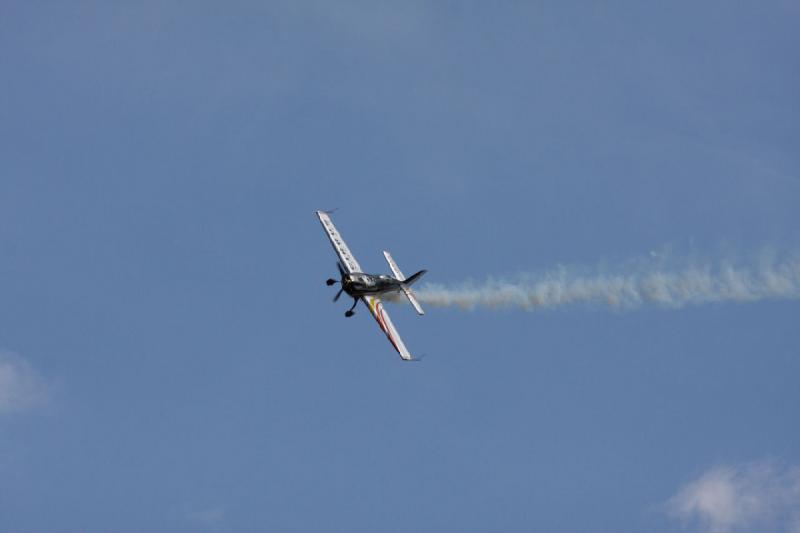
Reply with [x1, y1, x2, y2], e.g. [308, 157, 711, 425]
[1, 1, 799, 531]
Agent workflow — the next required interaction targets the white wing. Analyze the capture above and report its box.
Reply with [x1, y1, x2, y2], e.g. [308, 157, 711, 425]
[316, 211, 362, 273]
[363, 295, 414, 361]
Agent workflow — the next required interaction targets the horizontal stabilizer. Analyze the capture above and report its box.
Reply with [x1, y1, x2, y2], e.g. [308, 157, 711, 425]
[383, 250, 405, 280]
[383, 251, 425, 315]
[402, 284, 425, 315]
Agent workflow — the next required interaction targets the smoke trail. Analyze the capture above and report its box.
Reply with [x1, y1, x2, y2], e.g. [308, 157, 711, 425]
[413, 249, 800, 311]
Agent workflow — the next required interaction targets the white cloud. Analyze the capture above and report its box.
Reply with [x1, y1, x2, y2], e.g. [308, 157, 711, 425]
[0, 351, 48, 415]
[666, 461, 800, 533]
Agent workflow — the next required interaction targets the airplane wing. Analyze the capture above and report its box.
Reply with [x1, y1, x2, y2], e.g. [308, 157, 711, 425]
[316, 210, 362, 273]
[362, 295, 414, 361]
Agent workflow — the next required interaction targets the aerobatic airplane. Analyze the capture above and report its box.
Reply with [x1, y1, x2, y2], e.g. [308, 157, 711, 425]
[316, 210, 426, 361]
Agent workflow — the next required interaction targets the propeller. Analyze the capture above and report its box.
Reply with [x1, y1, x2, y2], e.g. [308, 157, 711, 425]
[330, 262, 347, 302]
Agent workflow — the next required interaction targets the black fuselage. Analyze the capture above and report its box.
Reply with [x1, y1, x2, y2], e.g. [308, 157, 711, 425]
[342, 272, 403, 298]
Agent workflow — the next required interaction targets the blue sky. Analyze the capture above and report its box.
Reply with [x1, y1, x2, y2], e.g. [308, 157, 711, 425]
[1, 2, 799, 531]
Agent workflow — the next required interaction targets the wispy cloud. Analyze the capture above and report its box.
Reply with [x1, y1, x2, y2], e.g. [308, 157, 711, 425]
[666, 460, 800, 533]
[0, 351, 48, 415]
[186, 506, 225, 525]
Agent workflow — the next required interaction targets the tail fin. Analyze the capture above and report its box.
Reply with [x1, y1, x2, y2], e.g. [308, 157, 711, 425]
[403, 269, 427, 286]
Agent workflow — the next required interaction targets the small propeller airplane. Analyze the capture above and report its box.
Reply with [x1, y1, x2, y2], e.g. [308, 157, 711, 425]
[316, 210, 426, 361]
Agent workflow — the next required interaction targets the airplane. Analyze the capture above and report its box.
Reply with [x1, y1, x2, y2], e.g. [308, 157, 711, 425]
[316, 210, 426, 361]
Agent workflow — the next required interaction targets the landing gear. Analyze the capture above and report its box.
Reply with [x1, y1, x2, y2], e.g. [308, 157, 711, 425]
[327, 272, 356, 317]
[345, 297, 358, 317]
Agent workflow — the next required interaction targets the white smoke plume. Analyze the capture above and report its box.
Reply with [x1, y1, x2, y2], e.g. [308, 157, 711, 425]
[413, 248, 800, 311]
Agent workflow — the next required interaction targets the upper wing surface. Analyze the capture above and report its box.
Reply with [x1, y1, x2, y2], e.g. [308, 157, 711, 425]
[316, 211, 362, 273]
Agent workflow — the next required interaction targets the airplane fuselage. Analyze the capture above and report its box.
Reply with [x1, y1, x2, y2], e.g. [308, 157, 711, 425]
[342, 272, 403, 298]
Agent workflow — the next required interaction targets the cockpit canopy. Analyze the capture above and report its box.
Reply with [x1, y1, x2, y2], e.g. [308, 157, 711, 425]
[346, 273, 393, 285]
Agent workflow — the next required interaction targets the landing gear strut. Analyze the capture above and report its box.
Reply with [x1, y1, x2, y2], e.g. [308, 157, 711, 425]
[345, 297, 358, 317]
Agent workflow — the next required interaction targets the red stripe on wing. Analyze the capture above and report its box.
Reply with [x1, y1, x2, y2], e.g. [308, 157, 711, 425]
[370, 300, 401, 354]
